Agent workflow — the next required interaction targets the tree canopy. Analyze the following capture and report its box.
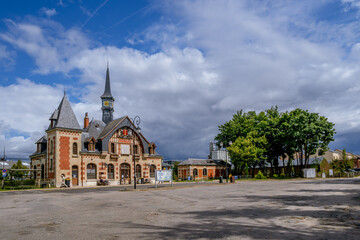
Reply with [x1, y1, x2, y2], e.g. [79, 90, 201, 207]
[216, 107, 336, 176]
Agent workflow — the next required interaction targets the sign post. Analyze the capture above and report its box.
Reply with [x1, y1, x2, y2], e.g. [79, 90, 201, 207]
[2, 169, 6, 189]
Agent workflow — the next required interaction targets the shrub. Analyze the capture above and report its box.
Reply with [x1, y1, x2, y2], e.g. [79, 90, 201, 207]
[273, 174, 278, 178]
[255, 171, 267, 179]
[280, 173, 286, 178]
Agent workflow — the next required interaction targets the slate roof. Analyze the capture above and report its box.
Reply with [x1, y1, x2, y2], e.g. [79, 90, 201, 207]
[35, 136, 47, 144]
[84, 119, 106, 140]
[179, 158, 227, 166]
[101, 66, 114, 99]
[48, 93, 81, 130]
[98, 116, 127, 139]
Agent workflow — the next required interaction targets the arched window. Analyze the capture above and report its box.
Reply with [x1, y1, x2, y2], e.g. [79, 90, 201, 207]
[111, 143, 115, 153]
[193, 168, 198, 177]
[203, 168, 207, 176]
[73, 142, 78, 155]
[150, 165, 156, 178]
[108, 164, 114, 179]
[136, 164, 141, 178]
[50, 159, 53, 171]
[87, 163, 96, 179]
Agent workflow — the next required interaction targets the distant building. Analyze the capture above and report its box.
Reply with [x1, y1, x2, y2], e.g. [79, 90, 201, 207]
[30, 66, 162, 187]
[177, 141, 230, 180]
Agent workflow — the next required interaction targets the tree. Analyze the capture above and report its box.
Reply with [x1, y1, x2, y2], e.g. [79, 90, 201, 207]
[172, 162, 179, 180]
[216, 107, 336, 177]
[227, 131, 267, 177]
[10, 160, 28, 180]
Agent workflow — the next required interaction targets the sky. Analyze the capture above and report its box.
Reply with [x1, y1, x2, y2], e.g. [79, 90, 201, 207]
[1, 0, 360, 160]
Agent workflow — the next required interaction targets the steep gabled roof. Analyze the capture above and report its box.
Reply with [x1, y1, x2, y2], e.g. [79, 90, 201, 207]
[48, 93, 81, 130]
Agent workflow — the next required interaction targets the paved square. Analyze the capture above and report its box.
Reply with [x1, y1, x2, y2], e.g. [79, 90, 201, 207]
[0, 178, 359, 239]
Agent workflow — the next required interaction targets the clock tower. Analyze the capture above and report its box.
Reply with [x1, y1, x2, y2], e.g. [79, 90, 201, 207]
[101, 64, 115, 124]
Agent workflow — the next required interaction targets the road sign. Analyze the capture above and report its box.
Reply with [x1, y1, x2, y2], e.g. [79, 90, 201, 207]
[2, 169, 7, 173]
[2, 169, 7, 177]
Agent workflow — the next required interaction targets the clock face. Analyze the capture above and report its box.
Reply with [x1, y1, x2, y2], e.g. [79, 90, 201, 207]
[104, 101, 109, 106]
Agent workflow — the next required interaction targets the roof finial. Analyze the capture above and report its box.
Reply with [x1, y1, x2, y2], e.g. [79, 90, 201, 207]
[107, 57, 109, 68]
[64, 88, 66, 96]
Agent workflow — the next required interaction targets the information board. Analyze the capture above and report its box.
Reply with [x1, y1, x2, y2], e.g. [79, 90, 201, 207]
[156, 170, 172, 182]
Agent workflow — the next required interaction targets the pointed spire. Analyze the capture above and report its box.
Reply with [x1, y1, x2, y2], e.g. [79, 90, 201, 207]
[48, 93, 81, 130]
[101, 63, 114, 99]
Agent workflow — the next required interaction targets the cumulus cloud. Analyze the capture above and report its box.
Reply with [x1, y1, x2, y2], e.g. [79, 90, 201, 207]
[3, 0, 360, 158]
[0, 18, 89, 74]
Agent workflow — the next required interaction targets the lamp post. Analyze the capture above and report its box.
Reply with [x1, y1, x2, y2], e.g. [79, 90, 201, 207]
[130, 116, 141, 190]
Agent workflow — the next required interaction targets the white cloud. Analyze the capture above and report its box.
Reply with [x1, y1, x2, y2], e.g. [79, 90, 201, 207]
[3, 1, 360, 158]
[40, 8, 57, 18]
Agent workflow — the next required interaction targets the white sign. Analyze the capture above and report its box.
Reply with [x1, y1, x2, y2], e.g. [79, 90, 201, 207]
[329, 169, 333, 176]
[121, 144, 130, 155]
[156, 170, 172, 181]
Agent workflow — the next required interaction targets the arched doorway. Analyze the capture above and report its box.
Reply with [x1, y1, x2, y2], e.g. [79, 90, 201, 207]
[33, 166, 37, 180]
[72, 165, 78, 186]
[120, 163, 131, 184]
[193, 168, 198, 179]
[41, 164, 45, 179]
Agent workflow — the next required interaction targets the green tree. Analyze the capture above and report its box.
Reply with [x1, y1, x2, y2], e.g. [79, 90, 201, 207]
[10, 160, 28, 180]
[227, 131, 267, 177]
[172, 162, 179, 180]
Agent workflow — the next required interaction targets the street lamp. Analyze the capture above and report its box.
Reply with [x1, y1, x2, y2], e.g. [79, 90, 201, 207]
[130, 116, 141, 190]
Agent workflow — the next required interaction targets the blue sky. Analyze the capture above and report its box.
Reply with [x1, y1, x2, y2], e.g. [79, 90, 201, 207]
[2, 0, 360, 159]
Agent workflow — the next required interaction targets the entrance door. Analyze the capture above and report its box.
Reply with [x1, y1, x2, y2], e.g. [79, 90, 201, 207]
[120, 163, 131, 184]
[72, 165, 78, 186]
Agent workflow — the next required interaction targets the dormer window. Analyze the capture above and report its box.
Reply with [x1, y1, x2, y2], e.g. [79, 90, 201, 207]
[110, 143, 115, 154]
[88, 141, 95, 151]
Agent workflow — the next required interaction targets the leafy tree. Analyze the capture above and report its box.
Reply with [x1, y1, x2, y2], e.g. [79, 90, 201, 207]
[172, 162, 179, 180]
[227, 131, 267, 177]
[10, 160, 28, 180]
[216, 107, 335, 177]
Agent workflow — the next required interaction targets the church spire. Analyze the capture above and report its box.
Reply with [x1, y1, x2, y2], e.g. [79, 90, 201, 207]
[101, 63, 113, 99]
[101, 63, 115, 124]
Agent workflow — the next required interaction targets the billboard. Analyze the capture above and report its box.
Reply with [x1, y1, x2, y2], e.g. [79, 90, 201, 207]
[156, 170, 172, 181]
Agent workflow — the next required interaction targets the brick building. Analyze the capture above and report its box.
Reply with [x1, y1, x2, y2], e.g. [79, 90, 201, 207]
[178, 159, 227, 180]
[30, 66, 162, 187]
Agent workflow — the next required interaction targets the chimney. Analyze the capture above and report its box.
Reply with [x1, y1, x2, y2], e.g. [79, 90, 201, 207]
[84, 112, 89, 129]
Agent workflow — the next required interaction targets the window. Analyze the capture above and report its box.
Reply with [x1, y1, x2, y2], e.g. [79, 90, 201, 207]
[111, 143, 115, 154]
[73, 142, 78, 155]
[134, 145, 138, 155]
[50, 159, 53, 171]
[203, 168, 207, 176]
[136, 164, 141, 178]
[150, 165, 156, 178]
[50, 140, 53, 154]
[193, 168, 198, 176]
[108, 164, 114, 179]
[88, 141, 95, 151]
[33, 166, 37, 180]
[41, 164, 45, 179]
[87, 163, 96, 179]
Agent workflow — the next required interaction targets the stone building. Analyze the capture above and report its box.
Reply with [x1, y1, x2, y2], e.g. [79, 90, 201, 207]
[30, 66, 162, 187]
